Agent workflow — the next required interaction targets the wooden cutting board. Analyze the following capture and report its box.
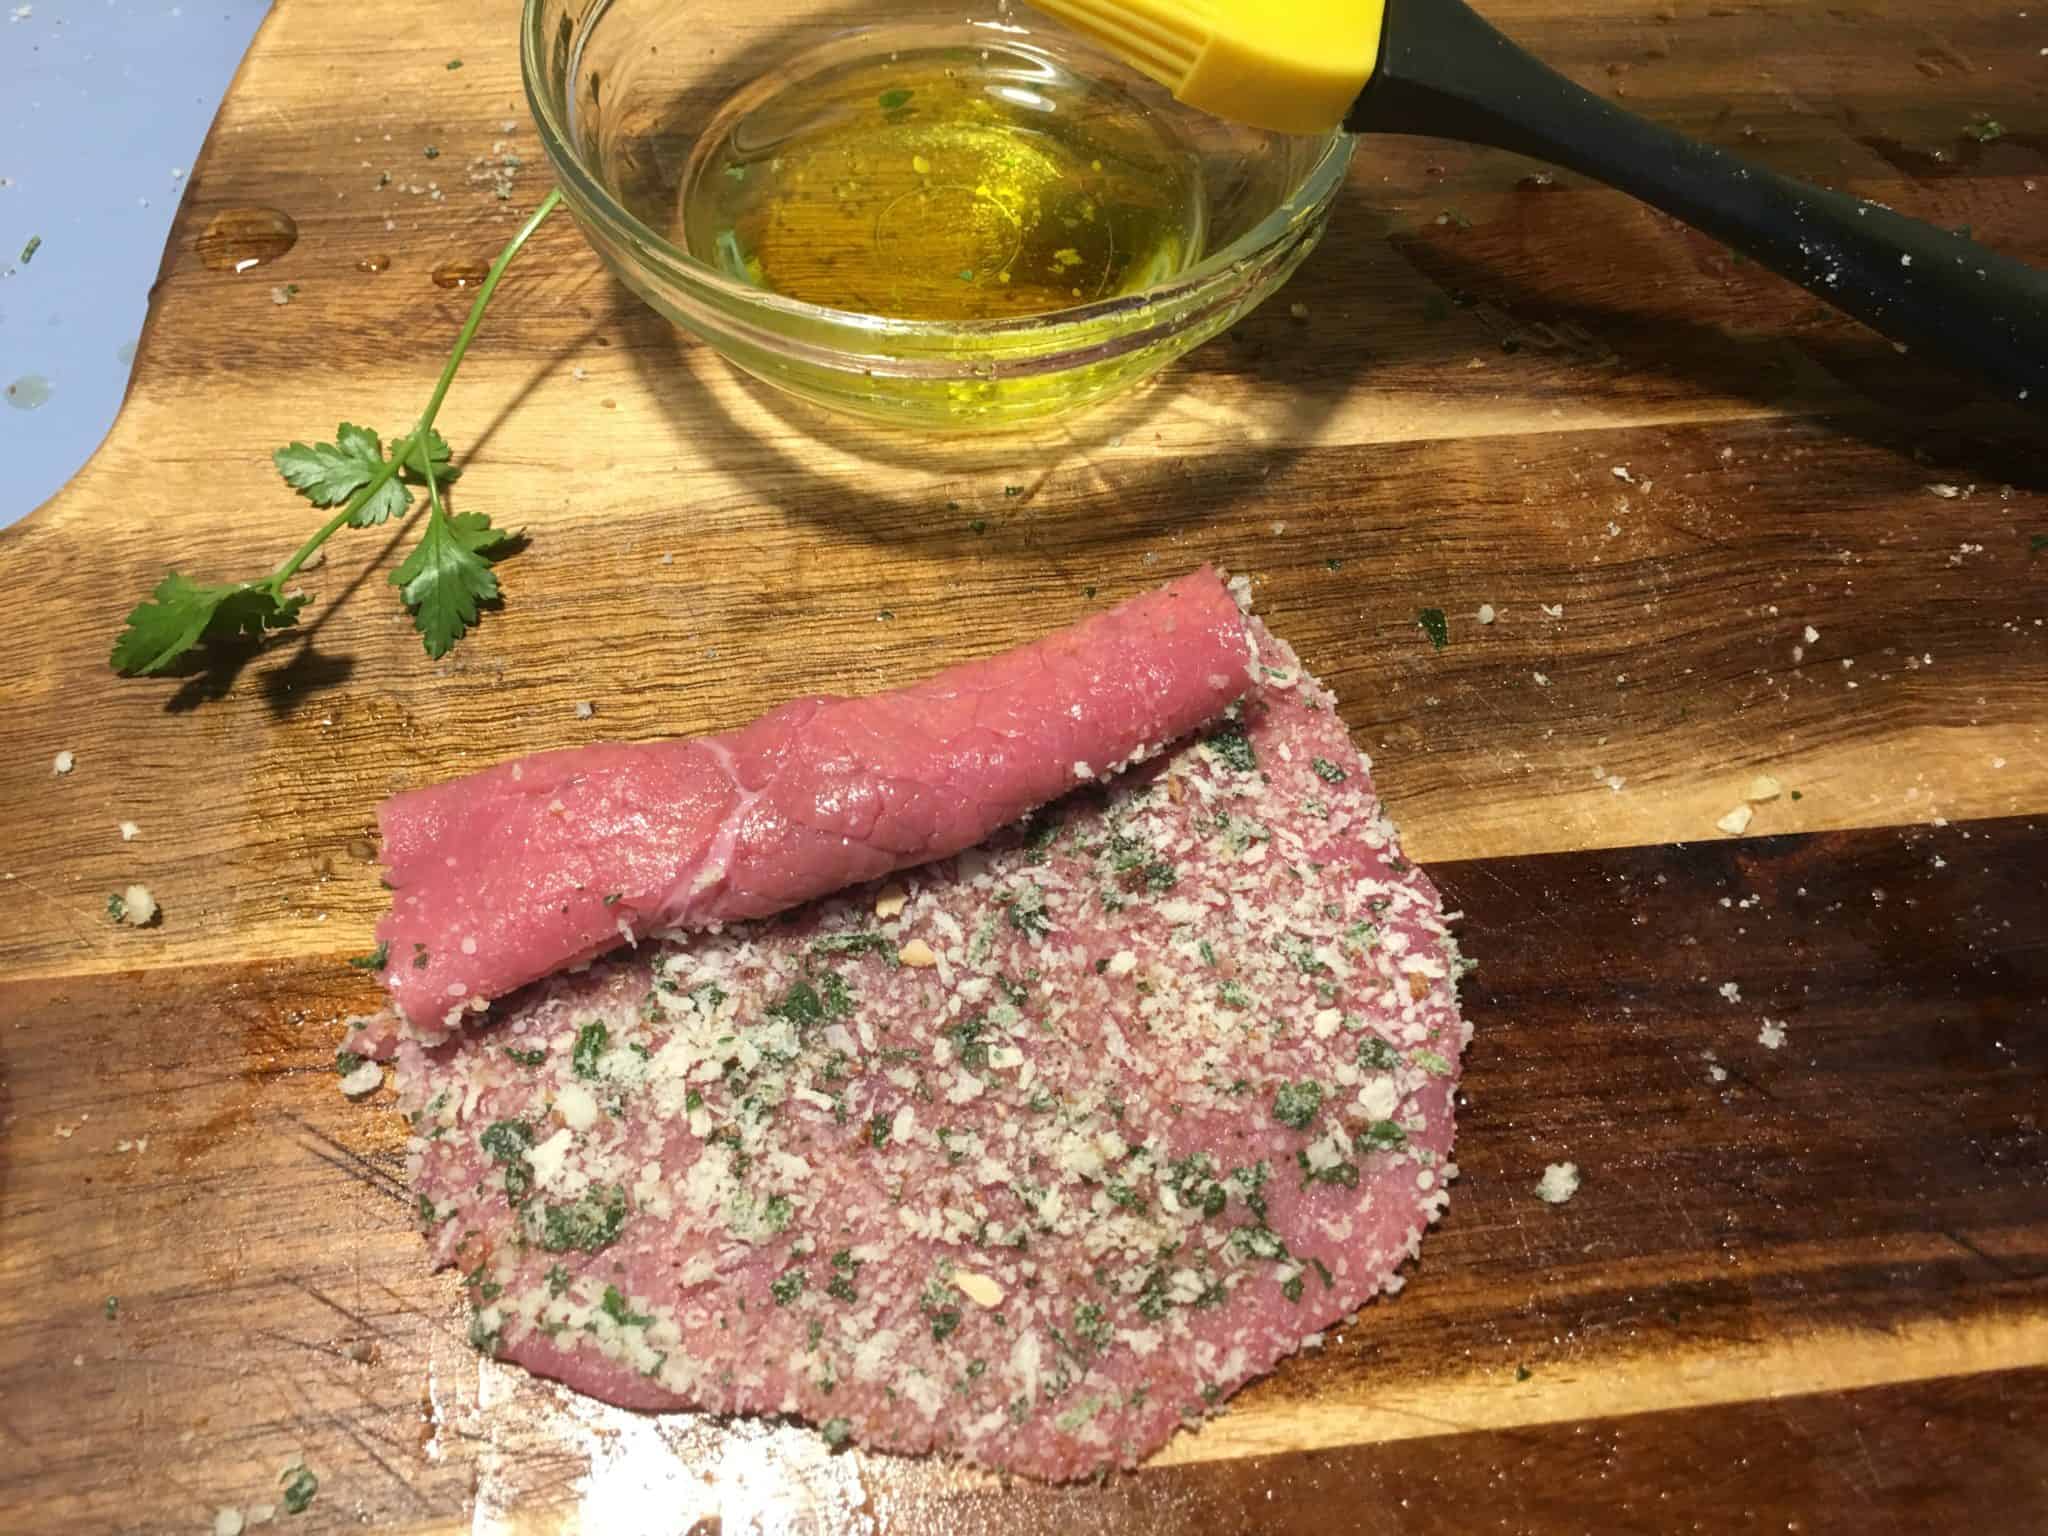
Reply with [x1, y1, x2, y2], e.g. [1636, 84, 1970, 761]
[2, 0, 2044, 1529]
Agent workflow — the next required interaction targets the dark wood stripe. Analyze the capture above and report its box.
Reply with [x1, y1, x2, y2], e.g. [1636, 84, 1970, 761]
[1, 816, 2041, 1529]
[870, 1368, 2048, 1535]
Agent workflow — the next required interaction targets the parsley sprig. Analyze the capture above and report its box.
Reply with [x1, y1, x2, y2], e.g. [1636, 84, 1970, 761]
[110, 188, 562, 676]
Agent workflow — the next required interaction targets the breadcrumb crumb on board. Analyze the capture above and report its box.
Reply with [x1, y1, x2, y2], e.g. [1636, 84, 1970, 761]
[1535, 1163, 1581, 1205]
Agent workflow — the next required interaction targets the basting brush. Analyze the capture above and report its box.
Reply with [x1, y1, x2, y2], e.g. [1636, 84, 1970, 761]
[1028, 0, 2048, 403]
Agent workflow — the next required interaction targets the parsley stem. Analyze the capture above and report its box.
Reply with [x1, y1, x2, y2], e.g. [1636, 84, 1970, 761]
[266, 186, 564, 596]
[413, 187, 564, 444]
[270, 468, 402, 594]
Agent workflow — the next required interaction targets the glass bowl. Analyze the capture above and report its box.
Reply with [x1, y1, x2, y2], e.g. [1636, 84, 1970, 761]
[521, 0, 1353, 430]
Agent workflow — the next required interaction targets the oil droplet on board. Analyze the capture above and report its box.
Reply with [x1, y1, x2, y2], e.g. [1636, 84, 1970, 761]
[431, 258, 491, 289]
[357, 253, 392, 273]
[6, 374, 53, 411]
[196, 207, 301, 271]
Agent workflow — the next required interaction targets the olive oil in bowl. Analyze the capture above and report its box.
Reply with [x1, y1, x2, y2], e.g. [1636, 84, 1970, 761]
[680, 29, 1207, 322]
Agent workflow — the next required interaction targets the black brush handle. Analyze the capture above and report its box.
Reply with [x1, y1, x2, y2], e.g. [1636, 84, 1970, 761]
[1346, 0, 2048, 406]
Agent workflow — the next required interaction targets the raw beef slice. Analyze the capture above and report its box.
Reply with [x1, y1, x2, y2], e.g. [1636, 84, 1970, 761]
[382, 617, 1470, 1480]
[372, 568, 1255, 1034]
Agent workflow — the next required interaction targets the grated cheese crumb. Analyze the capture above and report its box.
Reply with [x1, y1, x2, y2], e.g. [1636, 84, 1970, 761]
[111, 884, 158, 927]
[1535, 1162, 1581, 1204]
[53, 750, 75, 775]
[1758, 1019, 1787, 1050]
[1715, 804, 1753, 836]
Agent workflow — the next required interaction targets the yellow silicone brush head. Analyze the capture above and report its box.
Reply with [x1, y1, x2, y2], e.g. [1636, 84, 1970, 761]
[1027, 0, 1384, 135]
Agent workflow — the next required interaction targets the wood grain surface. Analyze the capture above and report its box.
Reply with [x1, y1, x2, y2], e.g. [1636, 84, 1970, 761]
[2, 0, 2045, 1528]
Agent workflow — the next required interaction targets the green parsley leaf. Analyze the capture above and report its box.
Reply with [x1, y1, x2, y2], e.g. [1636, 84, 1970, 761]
[347, 940, 390, 971]
[274, 424, 413, 526]
[534, 1184, 628, 1252]
[600, 1285, 653, 1327]
[768, 979, 826, 1028]
[878, 88, 912, 110]
[1357, 1036, 1400, 1071]
[279, 1464, 318, 1515]
[109, 571, 309, 675]
[1358, 1119, 1408, 1152]
[812, 931, 895, 961]
[572, 1021, 609, 1078]
[391, 504, 516, 658]
[1203, 718, 1258, 773]
[1418, 607, 1449, 651]
[1311, 757, 1347, 783]
[1272, 1080, 1324, 1130]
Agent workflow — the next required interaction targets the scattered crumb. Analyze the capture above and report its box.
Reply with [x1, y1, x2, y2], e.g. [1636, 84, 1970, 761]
[108, 885, 158, 927]
[1925, 483, 1961, 498]
[874, 884, 908, 920]
[215, 1508, 246, 1536]
[1540, 603, 1564, 619]
[53, 750, 75, 775]
[1715, 804, 1753, 836]
[1745, 775, 1782, 803]
[119, 821, 140, 841]
[1535, 1162, 1581, 1205]
[1611, 465, 1634, 482]
[339, 1061, 384, 1097]
[270, 284, 295, 305]
[898, 939, 938, 968]
[572, 366, 588, 382]
[1532, 672, 1550, 686]
[1803, 624, 1820, 644]
[1287, 301, 1309, 321]
[1708, 1064, 1728, 1083]
[573, 701, 594, 720]
[1758, 1019, 1787, 1050]
[1719, 981, 1742, 1003]
[1476, 603, 1496, 624]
